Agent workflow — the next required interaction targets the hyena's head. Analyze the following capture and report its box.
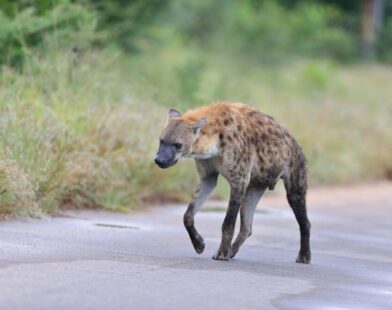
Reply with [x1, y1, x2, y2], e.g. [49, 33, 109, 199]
[154, 109, 207, 169]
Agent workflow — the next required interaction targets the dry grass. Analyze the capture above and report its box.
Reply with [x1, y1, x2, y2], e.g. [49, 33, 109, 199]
[0, 160, 43, 218]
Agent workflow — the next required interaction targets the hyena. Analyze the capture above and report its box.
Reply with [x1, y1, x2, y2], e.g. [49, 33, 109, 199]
[154, 102, 311, 263]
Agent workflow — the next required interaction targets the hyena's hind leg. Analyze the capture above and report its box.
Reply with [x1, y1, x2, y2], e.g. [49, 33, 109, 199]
[284, 152, 311, 264]
[230, 184, 267, 258]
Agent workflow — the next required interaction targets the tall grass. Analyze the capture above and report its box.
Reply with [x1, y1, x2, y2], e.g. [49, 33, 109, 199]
[0, 45, 391, 218]
[0, 48, 197, 217]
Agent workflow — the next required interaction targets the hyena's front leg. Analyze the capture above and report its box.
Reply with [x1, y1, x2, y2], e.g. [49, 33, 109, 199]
[213, 184, 247, 261]
[184, 173, 218, 254]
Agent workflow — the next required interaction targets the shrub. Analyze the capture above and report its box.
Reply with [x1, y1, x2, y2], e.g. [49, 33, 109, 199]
[0, 0, 97, 68]
[379, 18, 392, 63]
[0, 159, 43, 218]
[223, 1, 358, 63]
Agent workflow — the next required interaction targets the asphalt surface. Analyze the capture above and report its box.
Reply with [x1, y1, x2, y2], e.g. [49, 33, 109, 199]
[1, 182, 392, 310]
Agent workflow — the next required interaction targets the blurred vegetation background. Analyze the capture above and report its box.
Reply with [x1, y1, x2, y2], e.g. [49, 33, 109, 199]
[0, 0, 391, 217]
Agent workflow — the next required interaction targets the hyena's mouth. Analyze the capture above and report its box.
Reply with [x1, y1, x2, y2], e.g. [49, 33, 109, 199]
[155, 159, 178, 169]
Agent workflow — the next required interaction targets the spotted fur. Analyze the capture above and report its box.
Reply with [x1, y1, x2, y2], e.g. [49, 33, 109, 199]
[155, 102, 311, 263]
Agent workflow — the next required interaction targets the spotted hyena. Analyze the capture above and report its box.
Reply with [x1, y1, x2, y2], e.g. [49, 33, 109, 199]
[154, 102, 311, 263]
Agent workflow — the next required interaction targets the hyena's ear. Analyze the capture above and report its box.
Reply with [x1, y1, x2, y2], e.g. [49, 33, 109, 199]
[168, 108, 181, 119]
[191, 117, 208, 136]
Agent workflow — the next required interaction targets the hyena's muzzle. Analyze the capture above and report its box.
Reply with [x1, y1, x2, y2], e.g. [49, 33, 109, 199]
[154, 142, 179, 169]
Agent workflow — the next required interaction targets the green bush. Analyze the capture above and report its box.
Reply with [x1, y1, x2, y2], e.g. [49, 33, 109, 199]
[91, 0, 170, 51]
[0, 0, 97, 68]
[222, 1, 358, 63]
[175, 57, 205, 105]
[379, 18, 392, 63]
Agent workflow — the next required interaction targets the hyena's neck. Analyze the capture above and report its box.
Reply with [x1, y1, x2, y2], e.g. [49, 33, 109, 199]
[182, 104, 222, 159]
[189, 125, 219, 159]
[189, 144, 219, 159]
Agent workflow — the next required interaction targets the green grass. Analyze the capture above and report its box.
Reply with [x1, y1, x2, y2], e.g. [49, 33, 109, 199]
[0, 46, 391, 218]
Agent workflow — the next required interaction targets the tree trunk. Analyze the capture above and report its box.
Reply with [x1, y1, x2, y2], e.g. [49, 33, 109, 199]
[361, 0, 384, 59]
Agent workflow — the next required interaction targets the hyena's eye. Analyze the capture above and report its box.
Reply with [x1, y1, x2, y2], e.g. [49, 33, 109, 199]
[173, 143, 182, 150]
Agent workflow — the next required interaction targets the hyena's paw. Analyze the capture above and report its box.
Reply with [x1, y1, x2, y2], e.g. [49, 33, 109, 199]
[229, 248, 238, 259]
[296, 250, 311, 264]
[191, 234, 205, 254]
[212, 248, 231, 261]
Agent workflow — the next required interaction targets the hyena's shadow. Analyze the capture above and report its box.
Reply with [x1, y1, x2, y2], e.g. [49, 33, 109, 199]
[166, 254, 315, 280]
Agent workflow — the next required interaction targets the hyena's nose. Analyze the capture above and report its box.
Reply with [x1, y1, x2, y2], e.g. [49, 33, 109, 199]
[154, 157, 165, 167]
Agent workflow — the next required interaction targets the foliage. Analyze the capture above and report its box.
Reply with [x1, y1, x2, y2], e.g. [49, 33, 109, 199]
[0, 0, 392, 65]
[379, 18, 392, 63]
[91, 0, 170, 51]
[0, 0, 96, 68]
[225, 1, 358, 62]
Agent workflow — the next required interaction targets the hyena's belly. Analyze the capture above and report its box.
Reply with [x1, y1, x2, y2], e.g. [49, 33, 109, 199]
[251, 160, 288, 190]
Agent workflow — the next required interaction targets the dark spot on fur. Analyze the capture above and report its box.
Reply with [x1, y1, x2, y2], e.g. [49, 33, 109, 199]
[248, 111, 257, 116]
[298, 158, 305, 170]
[224, 119, 230, 126]
[219, 133, 224, 140]
[261, 133, 267, 140]
[220, 141, 226, 148]
[237, 125, 242, 131]
[257, 120, 263, 126]
[268, 128, 273, 135]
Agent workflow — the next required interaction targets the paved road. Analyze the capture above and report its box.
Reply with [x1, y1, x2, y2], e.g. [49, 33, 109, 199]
[1, 182, 392, 310]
